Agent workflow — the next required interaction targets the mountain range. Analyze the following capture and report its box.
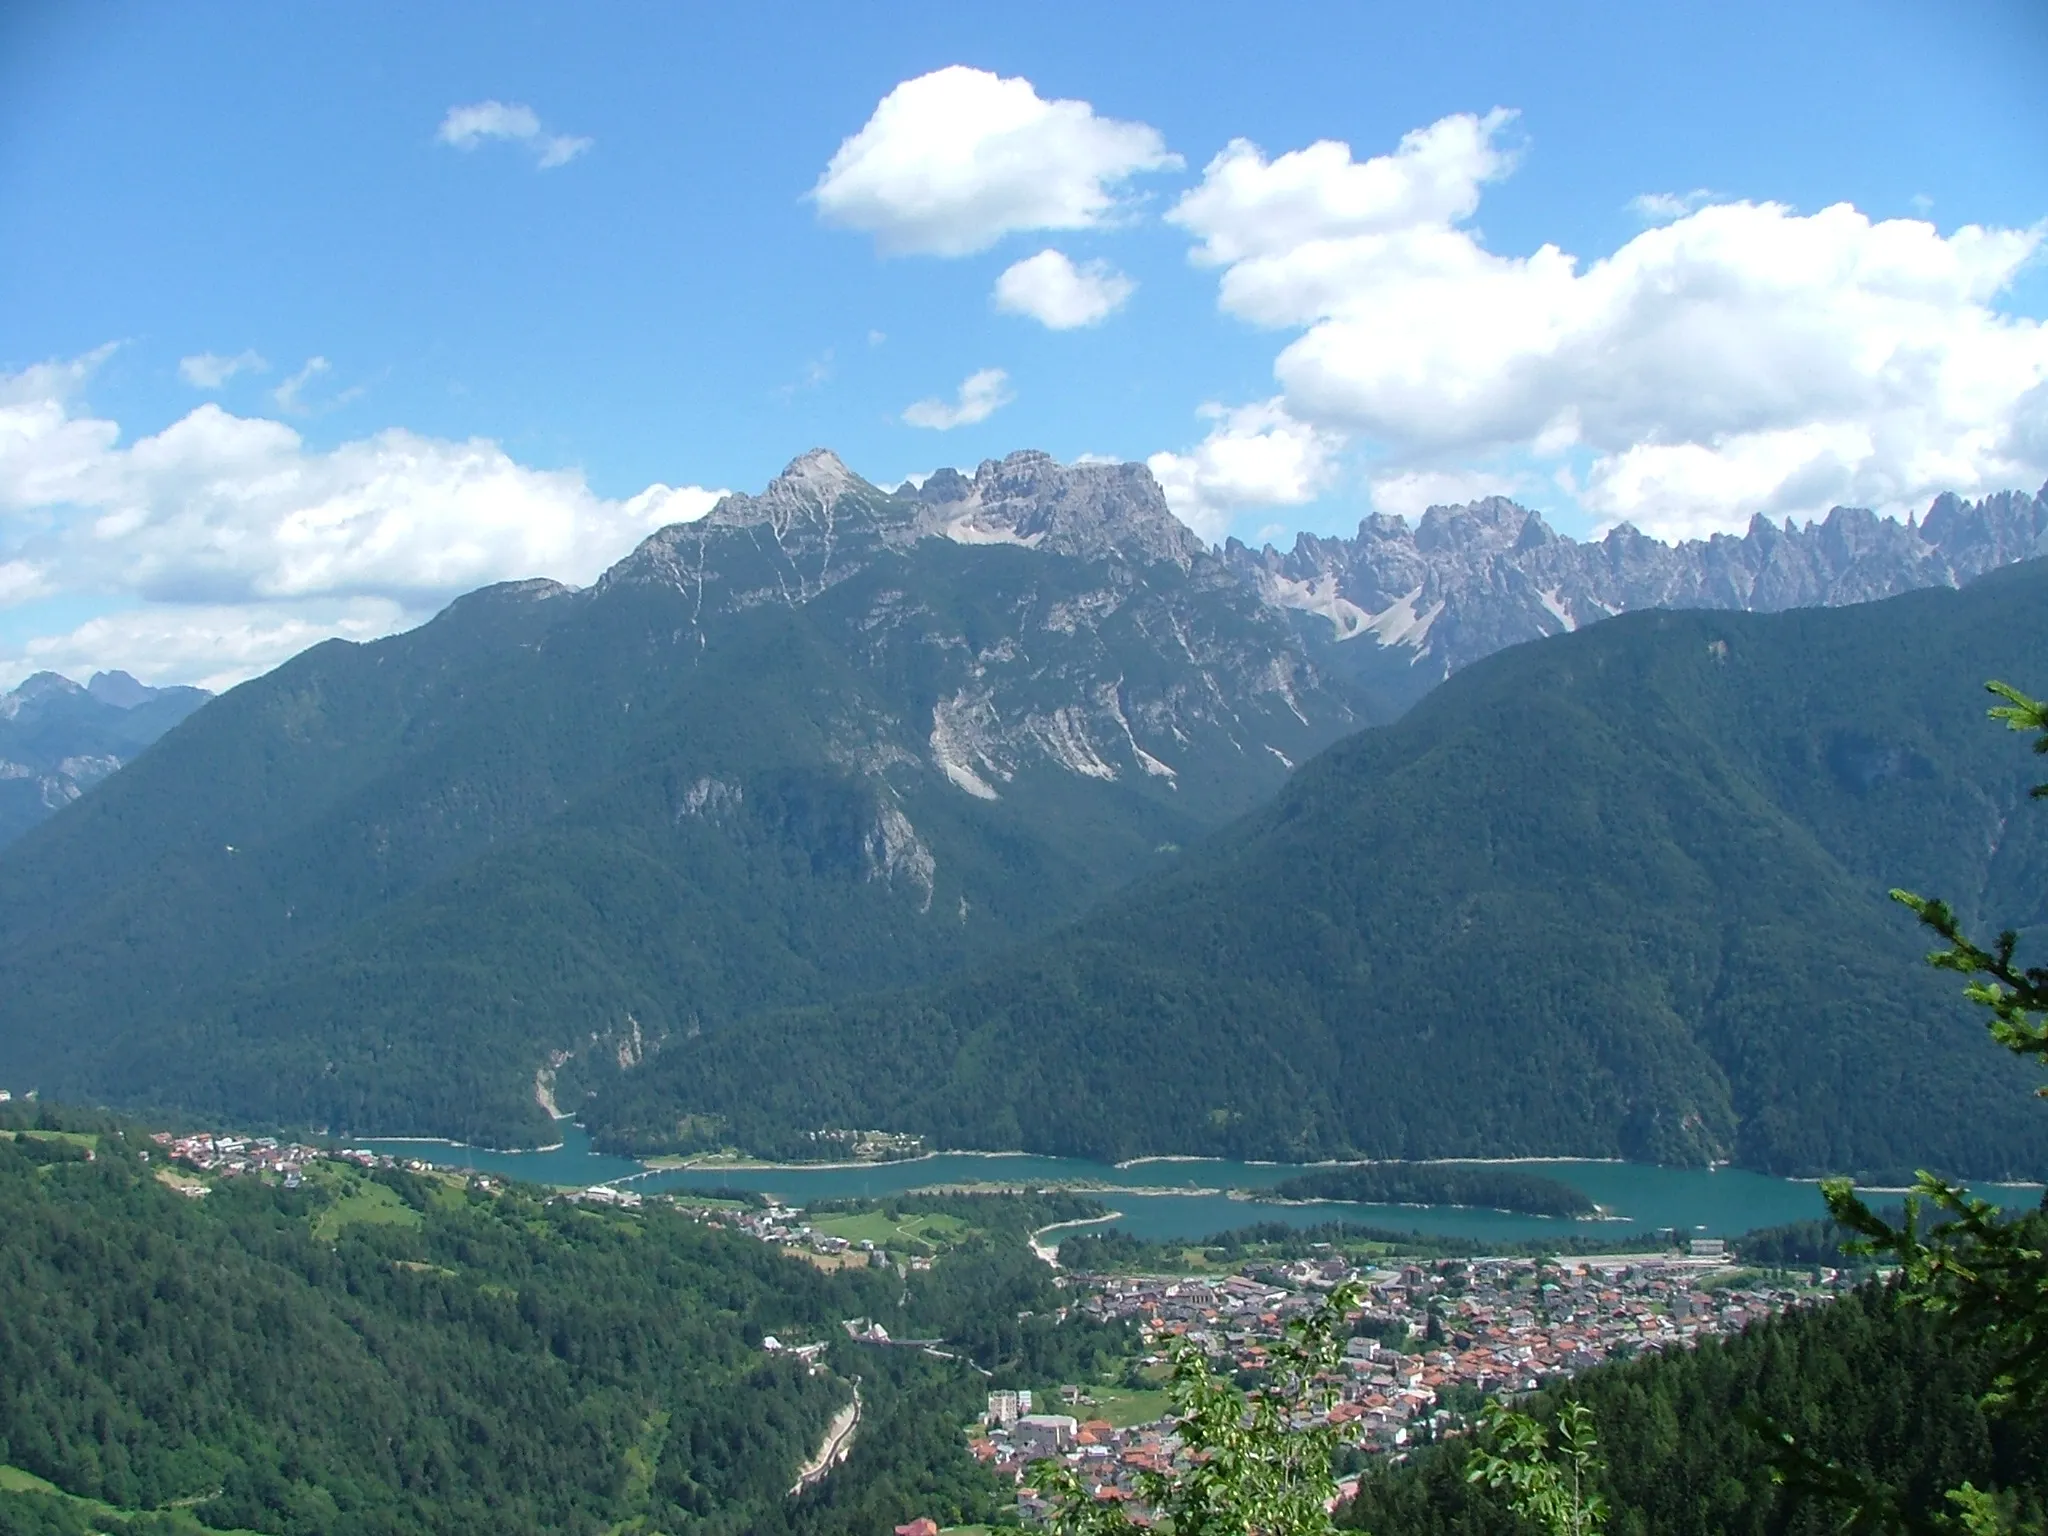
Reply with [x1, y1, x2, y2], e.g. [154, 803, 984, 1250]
[0, 450, 2044, 1175]
[1227, 481, 2048, 713]
[0, 670, 211, 847]
[0, 452, 1361, 1145]
[592, 560, 2048, 1180]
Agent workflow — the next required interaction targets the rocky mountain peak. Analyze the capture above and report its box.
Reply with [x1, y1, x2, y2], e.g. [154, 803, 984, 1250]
[1, 667, 213, 845]
[701, 446, 890, 532]
[916, 450, 1204, 570]
[3, 672, 85, 716]
[1222, 479, 2048, 697]
[773, 447, 862, 499]
[1415, 496, 1548, 557]
[85, 670, 155, 709]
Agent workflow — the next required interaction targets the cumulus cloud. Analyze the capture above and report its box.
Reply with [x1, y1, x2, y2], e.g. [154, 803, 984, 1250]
[812, 66, 1179, 256]
[1367, 468, 1526, 520]
[8, 599, 421, 695]
[437, 100, 592, 170]
[1168, 110, 2048, 539]
[0, 350, 722, 687]
[1146, 400, 1341, 542]
[1630, 188, 1716, 223]
[902, 368, 1014, 430]
[271, 356, 333, 415]
[993, 249, 1135, 328]
[178, 350, 267, 389]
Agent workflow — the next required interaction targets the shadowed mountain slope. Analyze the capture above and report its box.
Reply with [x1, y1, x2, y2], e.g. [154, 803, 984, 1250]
[590, 560, 2048, 1181]
[0, 453, 1363, 1144]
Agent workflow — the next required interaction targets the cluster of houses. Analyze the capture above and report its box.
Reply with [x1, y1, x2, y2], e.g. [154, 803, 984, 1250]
[148, 1130, 458, 1191]
[691, 1200, 932, 1271]
[1004, 1244, 1836, 1517]
[151, 1130, 326, 1186]
[795, 1127, 928, 1161]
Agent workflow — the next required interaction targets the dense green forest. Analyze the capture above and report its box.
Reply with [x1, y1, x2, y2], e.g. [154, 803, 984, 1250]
[594, 561, 2048, 1179]
[1343, 1280, 2048, 1534]
[1265, 1166, 1594, 1217]
[0, 1102, 1125, 1536]
[0, 470, 1356, 1147]
[1055, 1216, 1863, 1273]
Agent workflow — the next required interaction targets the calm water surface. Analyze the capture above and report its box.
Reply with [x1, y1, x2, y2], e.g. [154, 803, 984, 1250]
[352, 1123, 1967, 1243]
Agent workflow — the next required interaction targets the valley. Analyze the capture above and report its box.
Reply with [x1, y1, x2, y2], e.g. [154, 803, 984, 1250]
[1, 455, 2042, 1186]
[17, 15, 2048, 1530]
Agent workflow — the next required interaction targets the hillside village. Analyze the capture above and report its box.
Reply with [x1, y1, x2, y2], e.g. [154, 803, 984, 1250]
[683, 1185, 1841, 1523]
[970, 1249, 1837, 1520]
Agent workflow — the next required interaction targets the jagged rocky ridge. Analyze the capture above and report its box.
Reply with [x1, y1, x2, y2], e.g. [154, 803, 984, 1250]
[0, 671, 211, 848]
[606, 449, 1343, 798]
[1224, 483, 2048, 706]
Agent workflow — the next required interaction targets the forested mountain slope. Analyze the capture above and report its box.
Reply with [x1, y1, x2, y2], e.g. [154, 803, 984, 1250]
[592, 560, 2048, 1180]
[0, 1112, 849, 1536]
[0, 451, 1362, 1144]
[0, 1103, 1110, 1536]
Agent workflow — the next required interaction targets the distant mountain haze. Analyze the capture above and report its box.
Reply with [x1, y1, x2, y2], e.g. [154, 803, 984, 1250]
[0, 670, 212, 847]
[0, 450, 2042, 1170]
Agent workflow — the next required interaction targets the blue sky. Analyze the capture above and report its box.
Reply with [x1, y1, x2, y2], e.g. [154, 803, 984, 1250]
[2, 0, 2045, 687]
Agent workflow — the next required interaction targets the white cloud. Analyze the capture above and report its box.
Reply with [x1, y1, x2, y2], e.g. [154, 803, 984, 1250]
[271, 356, 332, 415]
[993, 249, 1135, 328]
[0, 560, 48, 604]
[4, 599, 421, 694]
[812, 66, 1179, 257]
[1630, 189, 1716, 223]
[1168, 110, 2048, 539]
[1367, 468, 1525, 520]
[0, 350, 723, 687]
[902, 368, 1013, 430]
[1170, 111, 1517, 269]
[178, 350, 267, 389]
[437, 100, 592, 170]
[1146, 400, 1341, 542]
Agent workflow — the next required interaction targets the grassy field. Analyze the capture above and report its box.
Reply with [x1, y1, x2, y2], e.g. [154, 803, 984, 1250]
[1092, 1384, 1173, 1427]
[1028, 1382, 1172, 1428]
[4, 1128, 100, 1150]
[154, 1165, 209, 1197]
[0, 1463, 268, 1535]
[784, 1245, 875, 1272]
[811, 1209, 970, 1254]
[312, 1177, 424, 1240]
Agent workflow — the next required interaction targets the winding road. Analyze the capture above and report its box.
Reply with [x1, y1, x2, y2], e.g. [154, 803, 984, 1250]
[789, 1380, 861, 1497]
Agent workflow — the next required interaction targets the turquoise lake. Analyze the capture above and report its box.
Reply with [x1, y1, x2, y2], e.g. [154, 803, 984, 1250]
[354, 1123, 2030, 1244]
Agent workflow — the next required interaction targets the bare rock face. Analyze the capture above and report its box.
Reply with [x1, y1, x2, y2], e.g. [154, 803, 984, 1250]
[1224, 482, 2048, 695]
[596, 448, 1360, 813]
[910, 450, 1205, 570]
[600, 449, 2048, 806]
